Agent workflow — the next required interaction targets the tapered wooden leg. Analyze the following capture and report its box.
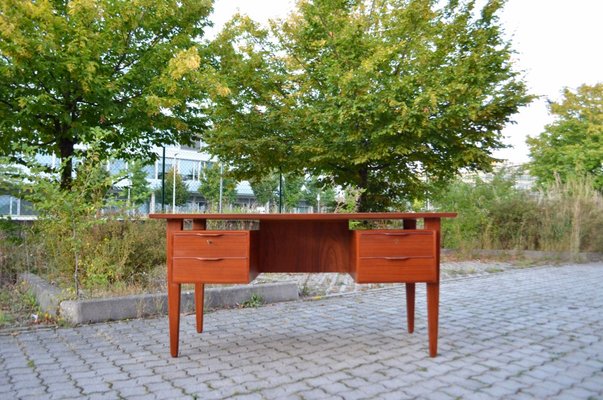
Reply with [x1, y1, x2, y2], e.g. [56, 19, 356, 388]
[427, 282, 439, 357]
[195, 283, 204, 333]
[168, 282, 181, 357]
[405, 283, 415, 333]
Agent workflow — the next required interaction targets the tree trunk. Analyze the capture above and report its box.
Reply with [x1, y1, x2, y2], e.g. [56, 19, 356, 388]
[58, 137, 75, 190]
[357, 166, 370, 212]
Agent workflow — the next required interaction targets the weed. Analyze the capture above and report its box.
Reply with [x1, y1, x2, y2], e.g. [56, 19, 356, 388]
[0, 310, 13, 325]
[240, 293, 263, 308]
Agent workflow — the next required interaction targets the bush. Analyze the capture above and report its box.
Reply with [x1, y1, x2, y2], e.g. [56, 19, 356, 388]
[65, 218, 166, 291]
[433, 171, 603, 254]
[10, 132, 167, 296]
[0, 219, 29, 285]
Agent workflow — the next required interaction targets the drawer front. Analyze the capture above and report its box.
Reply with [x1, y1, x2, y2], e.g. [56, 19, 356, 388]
[172, 231, 249, 258]
[172, 257, 250, 283]
[355, 257, 437, 283]
[357, 230, 435, 258]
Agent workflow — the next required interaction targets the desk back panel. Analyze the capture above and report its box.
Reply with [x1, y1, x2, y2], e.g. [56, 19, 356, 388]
[258, 220, 352, 273]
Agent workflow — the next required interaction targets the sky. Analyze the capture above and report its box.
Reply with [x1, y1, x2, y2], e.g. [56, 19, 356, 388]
[208, 0, 603, 165]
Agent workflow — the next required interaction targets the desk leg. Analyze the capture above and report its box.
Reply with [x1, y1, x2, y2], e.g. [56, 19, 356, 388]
[427, 282, 439, 357]
[405, 283, 415, 333]
[195, 283, 204, 333]
[168, 282, 181, 357]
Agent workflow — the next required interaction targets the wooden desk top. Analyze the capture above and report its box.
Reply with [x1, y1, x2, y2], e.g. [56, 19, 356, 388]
[149, 212, 457, 221]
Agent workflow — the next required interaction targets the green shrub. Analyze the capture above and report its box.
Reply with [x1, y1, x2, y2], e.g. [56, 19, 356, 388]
[12, 131, 167, 296]
[433, 171, 603, 254]
[76, 219, 166, 290]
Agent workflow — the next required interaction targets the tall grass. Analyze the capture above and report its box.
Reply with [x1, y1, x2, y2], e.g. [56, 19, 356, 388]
[1, 217, 166, 295]
[433, 173, 603, 254]
[536, 176, 603, 253]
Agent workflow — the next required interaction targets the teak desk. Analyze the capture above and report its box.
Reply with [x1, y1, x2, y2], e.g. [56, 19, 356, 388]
[149, 212, 456, 358]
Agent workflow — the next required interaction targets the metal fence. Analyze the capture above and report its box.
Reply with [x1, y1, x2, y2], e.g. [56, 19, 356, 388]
[0, 147, 314, 219]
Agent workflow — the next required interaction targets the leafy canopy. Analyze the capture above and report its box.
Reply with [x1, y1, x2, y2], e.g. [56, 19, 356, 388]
[205, 0, 532, 211]
[527, 83, 603, 191]
[0, 0, 213, 188]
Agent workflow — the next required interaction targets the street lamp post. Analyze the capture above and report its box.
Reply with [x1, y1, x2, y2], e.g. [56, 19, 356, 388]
[161, 147, 166, 212]
[172, 153, 179, 212]
[218, 162, 224, 213]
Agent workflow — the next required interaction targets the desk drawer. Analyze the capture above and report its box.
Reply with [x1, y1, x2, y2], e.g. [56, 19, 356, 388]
[172, 231, 249, 258]
[356, 230, 436, 258]
[354, 256, 436, 283]
[172, 257, 250, 283]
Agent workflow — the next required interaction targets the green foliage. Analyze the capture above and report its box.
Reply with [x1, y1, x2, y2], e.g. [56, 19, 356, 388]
[2, 131, 165, 294]
[249, 173, 279, 208]
[302, 176, 336, 212]
[334, 186, 365, 213]
[527, 83, 603, 191]
[3, 129, 164, 295]
[0, 162, 20, 194]
[0, 0, 213, 188]
[198, 163, 237, 211]
[0, 219, 29, 285]
[432, 172, 603, 254]
[71, 219, 166, 291]
[240, 293, 263, 308]
[126, 161, 152, 207]
[534, 176, 603, 254]
[155, 167, 189, 208]
[283, 174, 305, 210]
[0, 281, 53, 328]
[433, 171, 540, 251]
[24, 142, 115, 295]
[251, 172, 337, 211]
[205, 0, 532, 211]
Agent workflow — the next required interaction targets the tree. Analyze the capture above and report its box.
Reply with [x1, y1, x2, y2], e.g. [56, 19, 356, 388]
[0, 0, 213, 188]
[155, 167, 189, 208]
[205, 0, 532, 211]
[302, 176, 336, 212]
[198, 163, 237, 211]
[126, 161, 152, 207]
[283, 174, 305, 210]
[527, 83, 603, 191]
[23, 133, 116, 296]
[249, 173, 279, 209]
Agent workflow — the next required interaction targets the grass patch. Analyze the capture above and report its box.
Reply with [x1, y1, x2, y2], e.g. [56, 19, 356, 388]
[0, 282, 58, 330]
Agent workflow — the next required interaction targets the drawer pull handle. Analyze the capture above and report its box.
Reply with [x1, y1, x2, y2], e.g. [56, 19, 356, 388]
[194, 233, 223, 237]
[382, 233, 410, 236]
[195, 257, 223, 261]
[383, 256, 410, 261]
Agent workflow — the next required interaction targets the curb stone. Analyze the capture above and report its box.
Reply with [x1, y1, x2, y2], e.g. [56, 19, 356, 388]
[18, 272, 66, 317]
[19, 273, 298, 324]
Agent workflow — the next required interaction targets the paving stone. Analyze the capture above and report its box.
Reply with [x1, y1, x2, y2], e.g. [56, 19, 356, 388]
[8, 386, 47, 398]
[87, 391, 123, 400]
[81, 382, 112, 395]
[229, 394, 264, 400]
[1, 263, 602, 400]
[344, 388, 383, 400]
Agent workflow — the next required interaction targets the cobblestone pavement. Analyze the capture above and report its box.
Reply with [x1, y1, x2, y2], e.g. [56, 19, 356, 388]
[1, 263, 602, 400]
